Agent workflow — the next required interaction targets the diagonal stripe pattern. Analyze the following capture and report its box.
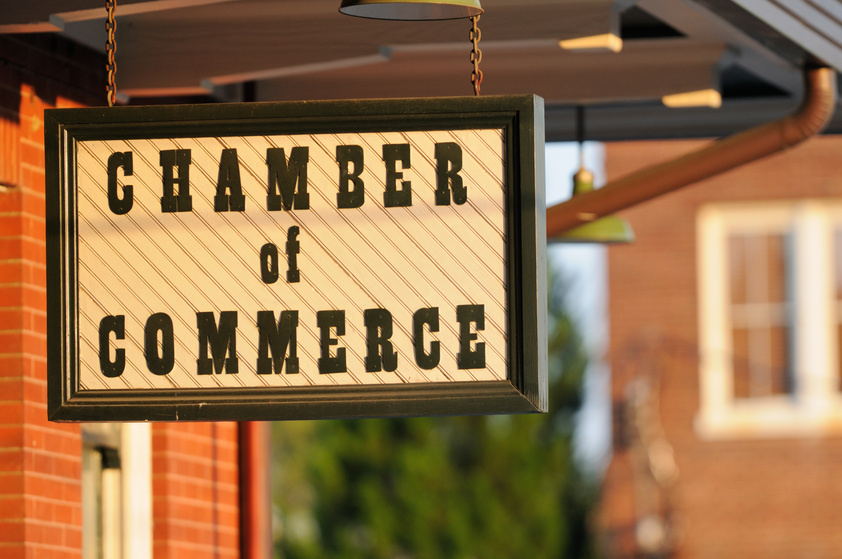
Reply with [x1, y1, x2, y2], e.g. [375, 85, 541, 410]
[75, 129, 508, 391]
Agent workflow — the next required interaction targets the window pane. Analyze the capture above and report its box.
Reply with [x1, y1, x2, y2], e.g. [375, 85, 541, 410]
[834, 229, 842, 300]
[768, 325, 792, 396]
[732, 325, 791, 399]
[729, 232, 792, 399]
[838, 324, 842, 392]
[834, 229, 842, 390]
[765, 235, 788, 303]
[732, 327, 751, 399]
[729, 234, 787, 306]
[728, 236, 748, 305]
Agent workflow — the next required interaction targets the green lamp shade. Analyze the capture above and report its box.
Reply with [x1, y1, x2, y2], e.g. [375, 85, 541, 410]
[552, 215, 635, 244]
[339, 0, 483, 20]
[551, 166, 635, 244]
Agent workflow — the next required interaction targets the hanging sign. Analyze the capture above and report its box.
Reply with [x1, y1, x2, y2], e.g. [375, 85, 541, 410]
[45, 95, 546, 422]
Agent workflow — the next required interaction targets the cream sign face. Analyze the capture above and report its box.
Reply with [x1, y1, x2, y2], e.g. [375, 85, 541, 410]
[46, 96, 546, 421]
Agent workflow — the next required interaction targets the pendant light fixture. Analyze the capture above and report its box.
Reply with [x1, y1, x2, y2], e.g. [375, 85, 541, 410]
[552, 107, 634, 244]
[339, 0, 483, 20]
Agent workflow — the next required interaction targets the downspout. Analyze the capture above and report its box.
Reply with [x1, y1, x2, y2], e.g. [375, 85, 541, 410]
[239, 421, 272, 559]
[546, 67, 837, 237]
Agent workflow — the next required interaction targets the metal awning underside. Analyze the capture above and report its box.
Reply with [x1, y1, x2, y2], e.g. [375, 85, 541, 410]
[2, 0, 841, 140]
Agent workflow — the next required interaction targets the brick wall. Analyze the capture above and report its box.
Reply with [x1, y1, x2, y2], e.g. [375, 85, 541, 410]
[152, 422, 240, 559]
[0, 33, 242, 559]
[599, 136, 842, 559]
[0, 33, 103, 559]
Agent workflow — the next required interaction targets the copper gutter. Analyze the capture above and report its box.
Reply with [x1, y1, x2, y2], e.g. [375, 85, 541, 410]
[546, 67, 837, 238]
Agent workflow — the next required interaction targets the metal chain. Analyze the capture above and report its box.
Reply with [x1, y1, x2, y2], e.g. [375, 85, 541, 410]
[469, 15, 482, 96]
[105, 0, 117, 107]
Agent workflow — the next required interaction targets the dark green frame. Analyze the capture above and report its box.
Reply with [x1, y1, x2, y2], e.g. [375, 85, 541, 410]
[45, 95, 547, 422]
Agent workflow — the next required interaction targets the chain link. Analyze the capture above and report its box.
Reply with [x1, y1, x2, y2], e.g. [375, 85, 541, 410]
[105, 0, 117, 107]
[469, 15, 482, 96]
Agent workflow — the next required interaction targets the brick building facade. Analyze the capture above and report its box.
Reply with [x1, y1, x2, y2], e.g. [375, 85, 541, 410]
[1, 34, 241, 559]
[598, 135, 842, 558]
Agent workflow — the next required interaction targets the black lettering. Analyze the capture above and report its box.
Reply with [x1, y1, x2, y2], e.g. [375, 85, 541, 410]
[196, 311, 239, 375]
[256, 310, 299, 374]
[337, 144, 365, 209]
[382, 143, 412, 207]
[266, 147, 310, 211]
[144, 313, 175, 376]
[260, 243, 279, 284]
[434, 142, 467, 205]
[412, 307, 440, 370]
[107, 152, 133, 215]
[317, 310, 346, 374]
[214, 148, 246, 212]
[98, 315, 125, 378]
[456, 304, 485, 369]
[286, 226, 300, 283]
[364, 308, 398, 372]
[160, 149, 192, 212]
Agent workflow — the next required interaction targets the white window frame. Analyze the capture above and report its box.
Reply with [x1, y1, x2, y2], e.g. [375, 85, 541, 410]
[696, 201, 842, 438]
[121, 423, 152, 559]
[82, 423, 152, 559]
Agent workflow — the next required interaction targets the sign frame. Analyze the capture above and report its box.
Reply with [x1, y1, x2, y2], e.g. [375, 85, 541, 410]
[46, 95, 546, 422]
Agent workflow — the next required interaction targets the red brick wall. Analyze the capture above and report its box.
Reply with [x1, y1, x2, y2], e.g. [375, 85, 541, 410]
[600, 136, 842, 559]
[152, 422, 240, 559]
[0, 34, 104, 559]
[1, 34, 242, 559]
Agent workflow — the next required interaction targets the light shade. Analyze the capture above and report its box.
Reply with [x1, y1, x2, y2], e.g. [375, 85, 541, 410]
[550, 167, 634, 244]
[554, 214, 635, 244]
[339, 0, 483, 20]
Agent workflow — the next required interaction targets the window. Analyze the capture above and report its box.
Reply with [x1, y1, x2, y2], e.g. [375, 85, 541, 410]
[727, 232, 792, 400]
[697, 202, 842, 438]
[83, 424, 123, 559]
[82, 424, 152, 559]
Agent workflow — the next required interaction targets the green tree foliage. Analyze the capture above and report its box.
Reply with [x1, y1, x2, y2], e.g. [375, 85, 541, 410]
[273, 267, 595, 558]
